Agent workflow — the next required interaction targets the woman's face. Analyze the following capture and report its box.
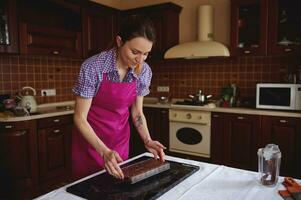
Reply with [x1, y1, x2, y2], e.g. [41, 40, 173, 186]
[116, 36, 153, 69]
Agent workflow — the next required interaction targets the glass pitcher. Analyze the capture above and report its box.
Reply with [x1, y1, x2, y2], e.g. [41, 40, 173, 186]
[257, 144, 281, 187]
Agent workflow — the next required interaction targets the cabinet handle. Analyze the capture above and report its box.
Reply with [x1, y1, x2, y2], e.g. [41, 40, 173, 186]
[161, 110, 167, 114]
[237, 116, 244, 120]
[243, 50, 251, 54]
[53, 51, 59, 55]
[284, 48, 292, 52]
[15, 132, 26, 136]
[53, 129, 60, 133]
[213, 114, 219, 118]
[53, 119, 60, 123]
[5, 125, 13, 129]
[279, 119, 288, 123]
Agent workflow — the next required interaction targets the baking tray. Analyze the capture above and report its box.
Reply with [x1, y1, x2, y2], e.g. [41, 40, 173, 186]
[66, 156, 199, 200]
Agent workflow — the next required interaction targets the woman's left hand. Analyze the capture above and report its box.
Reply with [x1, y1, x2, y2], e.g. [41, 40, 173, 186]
[144, 139, 166, 162]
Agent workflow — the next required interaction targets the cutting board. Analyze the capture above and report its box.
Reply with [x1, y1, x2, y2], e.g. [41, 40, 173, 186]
[66, 156, 199, 200]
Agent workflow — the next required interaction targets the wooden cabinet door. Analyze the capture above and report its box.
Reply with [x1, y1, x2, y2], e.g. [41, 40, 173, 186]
[0, 120, 38, 199]
[211, 112, 225, 165]
[224, 113, 261, 170]
[261, 116, 301, 178]
[38, 124, 72, 183]
[268, 0, 301, 55]
[230, 0, 268, 56]
[0, 0, 18, 53]
[36, 115, 73, 194]
[19, 22, 82, 58]
[82, 3, 118, 58]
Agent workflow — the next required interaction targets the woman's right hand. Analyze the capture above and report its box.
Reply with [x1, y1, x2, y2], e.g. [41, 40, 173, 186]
[102, 150, 124, 179]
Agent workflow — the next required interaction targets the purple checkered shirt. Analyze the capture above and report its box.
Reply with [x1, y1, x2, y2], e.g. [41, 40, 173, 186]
[73, 48, 152, 98]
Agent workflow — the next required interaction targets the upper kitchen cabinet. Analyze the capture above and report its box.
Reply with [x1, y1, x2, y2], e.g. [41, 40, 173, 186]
[17, 0, 82, 58]
[268, 0, 301, 56]
[0, 0, 18, 53]
[121, 3, 182, 60]
[230, 0, 268, 56]
[81, 1, 118, 58]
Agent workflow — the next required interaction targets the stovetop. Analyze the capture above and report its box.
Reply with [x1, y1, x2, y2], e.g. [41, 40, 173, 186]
[66, 156, 199, 200]
[173, 100, 208, 106]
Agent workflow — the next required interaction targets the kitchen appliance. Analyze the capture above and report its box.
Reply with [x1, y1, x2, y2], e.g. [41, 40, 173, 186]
[169, 108, 211, 158]
[256, 83, 301, 110]
[20, 86, 38, 113]
[66, 156, 199, 200]
[164, 5, 229, 59]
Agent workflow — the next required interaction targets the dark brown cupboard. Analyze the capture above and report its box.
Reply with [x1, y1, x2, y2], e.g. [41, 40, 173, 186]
[0, 120, 38, 199]
[81, 1, 118, 58]
[0, 115, 73, 199]
[211, 112, 301, 178]
[268, 0, 301, 55]
[230, 0, 268, 56]
[0, 0, 18, 53]
[231, 0, 301, 56]
[261, 116, 301, 178]
[211, 112, 260, 171]
[18, 0, 82, 58]
[37, 115, 73, 194]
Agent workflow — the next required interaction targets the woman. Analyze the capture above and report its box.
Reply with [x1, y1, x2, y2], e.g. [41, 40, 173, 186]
[71, 16, 166, 180]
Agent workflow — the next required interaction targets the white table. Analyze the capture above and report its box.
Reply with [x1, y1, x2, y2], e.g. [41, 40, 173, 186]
[35, 153, 298, 200]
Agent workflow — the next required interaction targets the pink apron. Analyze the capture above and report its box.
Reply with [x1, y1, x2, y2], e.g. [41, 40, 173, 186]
[71, 73, 137, 179]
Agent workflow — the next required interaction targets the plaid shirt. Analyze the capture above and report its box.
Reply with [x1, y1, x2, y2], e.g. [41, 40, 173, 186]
[73, 48, 152, 98]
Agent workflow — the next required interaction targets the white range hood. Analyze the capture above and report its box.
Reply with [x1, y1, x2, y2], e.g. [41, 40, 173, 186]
[164, 5, 230, 59]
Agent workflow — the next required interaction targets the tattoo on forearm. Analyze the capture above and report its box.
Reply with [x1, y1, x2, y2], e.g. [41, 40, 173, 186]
[135, 115, 143, 128]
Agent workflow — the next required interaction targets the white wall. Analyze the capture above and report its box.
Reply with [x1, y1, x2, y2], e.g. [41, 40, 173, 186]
[90, 0, 230, 46]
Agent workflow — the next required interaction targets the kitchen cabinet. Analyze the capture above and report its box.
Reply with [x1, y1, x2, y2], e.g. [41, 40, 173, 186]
[0, 0, 18, 53]
[211, 112, 261, 171]
[19, 22, 82, 58]
[211, 113, 225, 165]
[267, 0, 301, 55]
[81, 1, 118, 58]
[230, 0, 301, 56]
[261, 116, 301, 178]
[130, 107, 169, 157]
[37, 115, 73, 194]
[0, 120, 38, 199]
[230, 0, 268, 56]
[18, 0, 82, 58]
[0, 114, 73, 199]
[121, 3, 182, 60]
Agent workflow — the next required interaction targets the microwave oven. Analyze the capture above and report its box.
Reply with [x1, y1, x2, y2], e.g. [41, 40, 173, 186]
[256, 83, 301, 110]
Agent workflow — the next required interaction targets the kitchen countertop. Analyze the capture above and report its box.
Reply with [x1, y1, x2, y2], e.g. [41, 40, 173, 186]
[35, 152, 300, 200]
[1, 97, 300, 122]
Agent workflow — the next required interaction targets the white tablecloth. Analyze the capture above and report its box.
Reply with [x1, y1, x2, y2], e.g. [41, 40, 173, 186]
[35, 153, 299, 200]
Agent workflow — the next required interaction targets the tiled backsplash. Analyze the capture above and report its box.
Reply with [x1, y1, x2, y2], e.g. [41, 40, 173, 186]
[150, 56, 298, 99]
[0, 55, 82, 104]
[0, 55, 298, 104]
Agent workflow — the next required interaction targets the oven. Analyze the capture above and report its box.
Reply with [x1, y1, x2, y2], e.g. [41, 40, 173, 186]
[169, 108, 211, 158]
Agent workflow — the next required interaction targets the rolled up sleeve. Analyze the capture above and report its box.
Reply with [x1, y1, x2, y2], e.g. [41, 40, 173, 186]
[73, 59, 99, 98]
[137, 63, 152, 96]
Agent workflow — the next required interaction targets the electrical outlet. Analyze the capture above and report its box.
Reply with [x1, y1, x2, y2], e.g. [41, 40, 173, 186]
[41, 89, 56, 96]
[157, 86, 169, 92]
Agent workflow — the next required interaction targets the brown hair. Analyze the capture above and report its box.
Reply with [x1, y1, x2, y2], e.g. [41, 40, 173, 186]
[118, 15, 156, 43]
